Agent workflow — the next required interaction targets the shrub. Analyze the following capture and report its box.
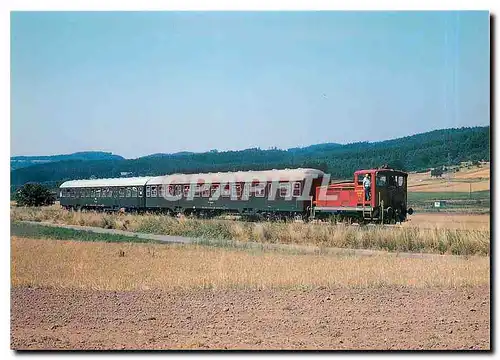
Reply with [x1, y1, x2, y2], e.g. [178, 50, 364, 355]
[14, 183, 55, 207]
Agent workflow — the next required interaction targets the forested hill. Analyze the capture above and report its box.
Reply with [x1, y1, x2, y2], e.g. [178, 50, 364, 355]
[11, 126, 489, 188]
[10, 151, 124, 170]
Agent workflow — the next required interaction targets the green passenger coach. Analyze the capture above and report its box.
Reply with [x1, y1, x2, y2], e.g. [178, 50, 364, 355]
[59, 177, 150, 211]
[59, 168, 325, 219]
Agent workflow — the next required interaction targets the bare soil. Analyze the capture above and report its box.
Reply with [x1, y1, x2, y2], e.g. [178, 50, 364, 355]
[11, 286, 490, 350]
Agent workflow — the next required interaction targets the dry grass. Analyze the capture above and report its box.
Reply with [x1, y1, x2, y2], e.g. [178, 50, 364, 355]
[11, 237, 489, 290]
[10, 206, 490, 256]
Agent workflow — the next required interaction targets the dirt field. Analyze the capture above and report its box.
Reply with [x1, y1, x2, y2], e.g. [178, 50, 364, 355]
[11, 286, 490, 350]
[10, 235, 490, 350]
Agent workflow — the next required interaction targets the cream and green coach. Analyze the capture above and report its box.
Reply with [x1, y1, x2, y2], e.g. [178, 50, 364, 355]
[59, 168, 325, 218]
[59, 177, 150, 211]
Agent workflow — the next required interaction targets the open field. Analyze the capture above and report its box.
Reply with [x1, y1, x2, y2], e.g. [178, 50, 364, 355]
[11, 236, 490, 350]
[403, 213, 489, 230]
[11, 286, 490, 350]
[407, 165, 490, 193]
[11, 207, 490, 255]
[11, 237, 489, 290]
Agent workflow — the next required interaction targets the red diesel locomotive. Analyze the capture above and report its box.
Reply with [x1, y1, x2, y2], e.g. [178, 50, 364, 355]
[312, 167, 413, 224]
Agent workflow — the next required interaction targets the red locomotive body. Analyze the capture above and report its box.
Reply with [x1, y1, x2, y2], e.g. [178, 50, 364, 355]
[313, 168, 413, 224]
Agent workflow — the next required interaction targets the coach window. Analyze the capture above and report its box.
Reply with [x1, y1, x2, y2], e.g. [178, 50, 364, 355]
[280, 183, 291, 197]
[222, 184, 230, 197]
[183, 185, 190, 197]
[254, 183, 265, 197]
[126, 187, 131, 197]
[150, 186, 157, 197]
[90, 189, 94, 198]
[168, 185, 174, 196]
[233, 184, 242, 198]
[211, 184, 219, 196]
[95, 189, 101, 198]
[293, 182, 302, 197]
[175, 185, 182, 196]
[202, 184, 210, 198]
[132, 187, 138, 197]
[146, 186, 151, 197]
[119, 187, 124, 197]
[138, 188, 143, 197]
[157, 185, 163, 197]
[243, 183, 250, 198]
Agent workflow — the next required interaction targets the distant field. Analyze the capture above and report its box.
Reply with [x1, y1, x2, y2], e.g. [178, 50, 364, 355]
[408, 190, 490, 201]
[407, 165, 490, 193]
[406, 165, 490, 213]
[404, 213, 489, 230]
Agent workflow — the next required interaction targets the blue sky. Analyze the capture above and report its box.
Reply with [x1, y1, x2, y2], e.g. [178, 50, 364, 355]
[11, 11, 489, 158]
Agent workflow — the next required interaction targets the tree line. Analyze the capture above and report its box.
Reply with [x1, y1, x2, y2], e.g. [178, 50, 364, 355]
[10, 126, 489, 192]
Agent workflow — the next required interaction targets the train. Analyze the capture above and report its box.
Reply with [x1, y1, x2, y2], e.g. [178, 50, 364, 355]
[59, 167, 413, 224]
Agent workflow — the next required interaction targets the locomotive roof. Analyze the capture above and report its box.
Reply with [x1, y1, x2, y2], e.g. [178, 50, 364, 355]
[59, 177, 152, 188]
[146, 168, 325, 185]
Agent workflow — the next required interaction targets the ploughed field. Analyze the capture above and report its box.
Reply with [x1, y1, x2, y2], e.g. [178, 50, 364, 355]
[11, 285, 489, 350]
[11, 235, 490, 350]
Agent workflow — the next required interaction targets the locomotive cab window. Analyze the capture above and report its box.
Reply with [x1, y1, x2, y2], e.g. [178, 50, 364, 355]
[398, 176, 405, 187]
[387, 175, 397, 187]
[376, 175, 387, 187]
[358, 174, 371, 186]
